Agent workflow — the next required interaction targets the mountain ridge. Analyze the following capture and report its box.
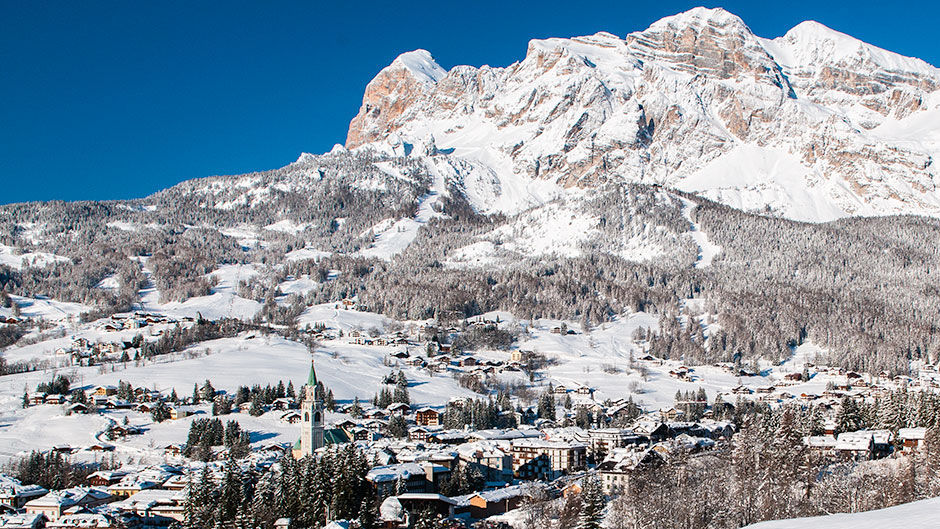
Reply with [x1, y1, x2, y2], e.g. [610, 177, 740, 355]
[344, 7, 940, 222]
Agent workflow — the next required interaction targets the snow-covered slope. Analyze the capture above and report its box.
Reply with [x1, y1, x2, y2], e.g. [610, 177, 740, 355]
[744, 496, 940, 529]
[345, 7, 940, 222]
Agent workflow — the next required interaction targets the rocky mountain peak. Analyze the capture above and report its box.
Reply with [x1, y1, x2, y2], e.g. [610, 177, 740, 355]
[346, 50, 447, 149]
[341, 9, 940, 222]
[626, 6, 786, 85]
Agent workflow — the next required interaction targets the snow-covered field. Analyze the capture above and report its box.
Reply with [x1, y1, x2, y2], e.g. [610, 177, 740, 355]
[743, 496, 940, 529]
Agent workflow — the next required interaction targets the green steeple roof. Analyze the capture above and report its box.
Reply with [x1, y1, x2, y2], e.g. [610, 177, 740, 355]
[307, 358, 318, 388]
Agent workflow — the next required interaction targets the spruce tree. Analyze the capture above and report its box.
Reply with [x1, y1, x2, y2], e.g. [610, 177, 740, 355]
[577, 476, 605, 529]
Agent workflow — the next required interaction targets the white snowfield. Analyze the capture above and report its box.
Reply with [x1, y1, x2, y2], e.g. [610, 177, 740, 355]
[0, 244, 69, 270]
[743, 496, 940, 529]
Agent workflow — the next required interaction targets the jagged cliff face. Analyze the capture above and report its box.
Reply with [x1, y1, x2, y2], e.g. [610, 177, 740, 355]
[344, 8, 940, 222]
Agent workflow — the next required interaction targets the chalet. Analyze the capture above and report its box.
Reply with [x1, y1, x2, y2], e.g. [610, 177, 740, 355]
[632, 420, 669, 443]
[24, 488, 112, 522]
[406, 357, 426, 368]
[459, 357, 477, 367]
[834, 432, 875, 460]
[428, 431, 469, 445]
[454, 485, 530, 519]
[169, 406, 194, 420]
[88, 443, 115, 452]
[553, 385, 568, 395]
[108, 477, 162, 498]
[659, 407, 683, 422]
[45, 513, 118, 528]
[335, 419, 357, 431]
[0, 476, 48, 509]
[899, 427, 928, 451]
[113, 488, 186, 523]
[731, 385, 752, 395]
[271, 398, 293, 411]
[44, 394, 65, 405]
[87, 471, 129, 488]
[387, 403, 411, 415]
[415, 408, 441, 427]
[365, 463, 451, 498]
[280, 411, 302, 424]
[784, 373, 804, 382]
[0, 513, 45, 528]
[28, 394, 46, 406]
[395, 493, 457, 521]
[67, 403, 90, 415]
[804, 435, 838, 455]
[353, 427, 380, 442]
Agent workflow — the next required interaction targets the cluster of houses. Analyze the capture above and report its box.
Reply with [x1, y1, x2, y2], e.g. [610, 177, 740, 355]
[98, 313, 182, 333]
[0, 459, 287, 529]
[803, 426, 928, 461]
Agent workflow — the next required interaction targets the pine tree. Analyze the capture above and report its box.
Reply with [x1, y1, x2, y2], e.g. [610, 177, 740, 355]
[359, 493, 378, 529]
[249, 393, 264, 416]
[202, 379, 216, 401]
[192, 383, 201, 405]
[395, 475, 407, 495]
[388, 414, 409, 438]
[836, 396, 862, 434]
[349, 396, 363, 418]
[151, 401, 171, 423]
[577, 476, 605, 529]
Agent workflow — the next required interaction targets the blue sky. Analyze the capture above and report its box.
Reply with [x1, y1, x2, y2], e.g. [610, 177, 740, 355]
[1, 0, 937, 204]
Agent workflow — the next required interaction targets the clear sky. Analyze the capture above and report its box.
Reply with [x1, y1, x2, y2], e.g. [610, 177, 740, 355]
[1, 0, 937, 204]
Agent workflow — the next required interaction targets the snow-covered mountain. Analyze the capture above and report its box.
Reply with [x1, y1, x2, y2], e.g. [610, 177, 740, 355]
[345, 7, 940, 222]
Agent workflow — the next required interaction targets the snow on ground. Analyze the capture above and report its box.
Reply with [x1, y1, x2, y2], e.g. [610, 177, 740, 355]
[1, 295, 90, 322]
[297, 303, 391, 333]
[0, 244, 69, 270]
[138, 263, 262, 321]
[680, 198, 722, 268]
[488, 201, 598, 259]
[96, 274, 120, 291]
[285, 248, 331, 262]
[263, 219, 309, 234]
[512, 312, 749, 410]
[743, 496, 940, 529]
[0, 329, 476, 462]
[676, 144, 852, 222]
[277, 276, 318, 297]
[218, 225, 261, 249]
[357, 159, 446, 260]
[106, 221, 138, 232]
[773, 342, 830, 375]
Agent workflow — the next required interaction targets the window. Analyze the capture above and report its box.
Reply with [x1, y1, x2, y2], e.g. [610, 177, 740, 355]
[304, 412, 309, 422]
[314, 411, 321, 423]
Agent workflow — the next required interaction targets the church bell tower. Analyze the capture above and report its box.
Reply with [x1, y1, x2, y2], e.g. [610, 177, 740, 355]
[299, 358, 324, 457]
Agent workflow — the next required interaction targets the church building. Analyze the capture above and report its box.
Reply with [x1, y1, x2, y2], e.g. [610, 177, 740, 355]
[294, 358, 325, 458]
